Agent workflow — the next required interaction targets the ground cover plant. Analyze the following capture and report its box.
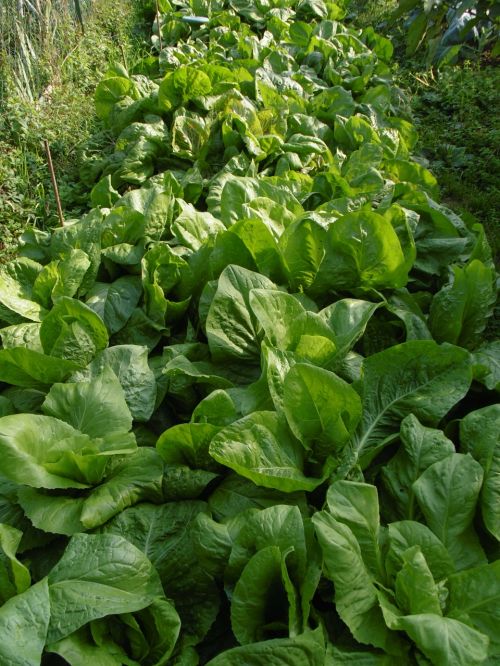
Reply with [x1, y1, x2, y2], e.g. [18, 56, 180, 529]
[0, 0, 498, 664]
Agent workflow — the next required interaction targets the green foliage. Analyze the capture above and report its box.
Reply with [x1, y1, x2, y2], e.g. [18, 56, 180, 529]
[0, 1, 498, 664]
[0, 0, 149, 261]
[349, 2, 499, 334]
[406, 63, 500, 270]
[389, 0, 499, 66]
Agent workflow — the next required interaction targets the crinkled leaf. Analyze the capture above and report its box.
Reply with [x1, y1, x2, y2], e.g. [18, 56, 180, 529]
[99, 501, 219, 644]
[0, 322, 42, 352]
[0, 414, 98, 489]
[47, 533, 163, 643]
[71, 345, 157, 421]
[33, 249, 91, 309]
[0, 578, 50, 666]
[40, 297, 109, 366]
[0, 258, 45, 322]
[80, 447, 164, 529]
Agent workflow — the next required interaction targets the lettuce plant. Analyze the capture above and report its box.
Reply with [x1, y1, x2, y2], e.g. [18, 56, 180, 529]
[0, 0, 498, 663]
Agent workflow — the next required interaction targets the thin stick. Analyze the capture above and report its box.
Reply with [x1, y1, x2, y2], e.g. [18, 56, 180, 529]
[156, 0, 163, 53]
[119, 42, 127, 69]
[44, 139, 64, 227]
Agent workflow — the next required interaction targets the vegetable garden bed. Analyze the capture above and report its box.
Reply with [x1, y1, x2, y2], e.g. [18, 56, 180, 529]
[0, 0, 498, 664]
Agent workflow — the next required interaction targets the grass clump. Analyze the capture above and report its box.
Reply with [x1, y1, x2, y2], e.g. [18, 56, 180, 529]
[0, 0, 149, 260]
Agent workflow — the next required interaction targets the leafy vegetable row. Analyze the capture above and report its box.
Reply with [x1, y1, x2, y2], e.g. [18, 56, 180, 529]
[0, 0, 498, 664]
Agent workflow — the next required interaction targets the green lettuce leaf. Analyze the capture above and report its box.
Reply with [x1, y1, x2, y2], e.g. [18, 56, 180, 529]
[312, 210, 410, 291]
[459, 405, 500, 540]
[447, 560, 500, 653]
[0, 414, 101, 489]
[47, 625, 136, 666]
[0, 523, 31, 603]
[18, 447, 163, 535]
[0, 322, 42, 352]
[231, 545, 292, 644]
[70, 345, 157, 422]
[47, 533, 164, 643]
[50, 209, 102, 294]
[0, 347, 80, 387]
[86, 276, 142, 335]
[210, 411, 325, 492]
[99, 501, 219, 645]
[0, 578, 50, 666]
[0, 257, 45, 322]
[283, 363, 362, 460]
[386, 521, 455, 584]
[391, 615, 488, 666]
[381, 414, 455, 522]
[205, 629, 326, 665]
[353, 341, 472, 467]
[325, 481, 384, 580]
[40, 296, 109, 366]
[413, 453, 486, 570]
[42, 366, 133, 438]
[472, 341, 500, 391]
[208, 475, 306, 523]
[206, 265, 275, 363]
[312, 511, 404, 655]
[115, 183, 174, 241]
[394, 546, 442, 615]
[428, 260, 496, 349]
[33, 249, 91, 309]
[158, 66, 212, 111]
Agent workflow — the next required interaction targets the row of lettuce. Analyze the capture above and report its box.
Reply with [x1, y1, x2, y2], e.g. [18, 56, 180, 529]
[0, 0, 498, 664]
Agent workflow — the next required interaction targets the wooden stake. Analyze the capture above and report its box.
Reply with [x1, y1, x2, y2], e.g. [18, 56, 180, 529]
[156, 0, 163, 53]
[44, 139, 65, 227]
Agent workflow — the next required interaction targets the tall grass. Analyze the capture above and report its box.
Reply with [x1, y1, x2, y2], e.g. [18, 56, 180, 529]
[0, 0, 91, 103]
[0, 0, 149, 260]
